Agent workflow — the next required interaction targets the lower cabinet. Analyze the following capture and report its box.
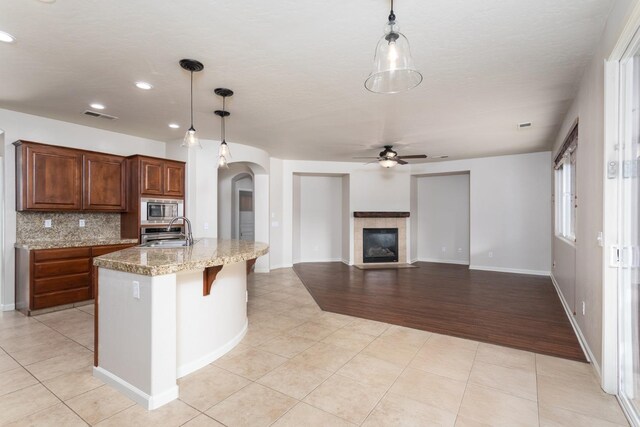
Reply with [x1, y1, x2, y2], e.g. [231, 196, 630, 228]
[16, 243, 136, 315]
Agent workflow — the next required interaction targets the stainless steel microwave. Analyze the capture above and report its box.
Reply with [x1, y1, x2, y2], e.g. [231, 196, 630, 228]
[141, 198, 184, 224]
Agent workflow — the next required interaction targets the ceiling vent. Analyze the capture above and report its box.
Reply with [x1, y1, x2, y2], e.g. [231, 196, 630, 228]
[518, 122, 532, 130]
[83, 110, 118, 120]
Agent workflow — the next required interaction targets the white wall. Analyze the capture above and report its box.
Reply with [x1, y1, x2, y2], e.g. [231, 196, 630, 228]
[0, 109, 167, 310]
[552, 0, 637, 374]
[279, 160, 411, 268]
[417, 174, 470, 264]
[410, 152, 552, 275]
[341, 175, 351, 264]
[269, 158, 284, 269]
[293, 175, 343, 263]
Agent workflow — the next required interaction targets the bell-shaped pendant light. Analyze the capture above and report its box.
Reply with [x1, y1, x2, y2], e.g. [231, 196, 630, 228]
[365, 0, 422, 94]
[214, 88, 234, 169]
[180, 59, 204, 148]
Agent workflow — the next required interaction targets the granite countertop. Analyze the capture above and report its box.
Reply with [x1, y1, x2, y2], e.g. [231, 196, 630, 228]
[93, 238, 269, 276]
[15, 238, 140, 250]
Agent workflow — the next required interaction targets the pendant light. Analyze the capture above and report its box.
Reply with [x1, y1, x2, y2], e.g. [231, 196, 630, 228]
[214, 88, 234, 168]
[364, 0, 422, 94]
[180, 59, 204, 148]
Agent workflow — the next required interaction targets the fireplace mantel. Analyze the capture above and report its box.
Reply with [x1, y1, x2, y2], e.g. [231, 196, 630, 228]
[353, 212, 410, 218]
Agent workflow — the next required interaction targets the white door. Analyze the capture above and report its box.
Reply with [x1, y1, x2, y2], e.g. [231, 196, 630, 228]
[238, 190, 254, 241]
[617, 43, 640, 424]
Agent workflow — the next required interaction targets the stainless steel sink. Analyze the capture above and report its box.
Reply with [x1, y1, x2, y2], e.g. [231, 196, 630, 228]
[138, 239, 199, 248]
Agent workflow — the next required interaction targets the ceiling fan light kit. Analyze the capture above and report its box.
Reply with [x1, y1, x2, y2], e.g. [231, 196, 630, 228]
[365, 0, 423, 94]
[214, 88, 234, 169]
[180, 59, 204, 149]
[353, 145, 428, 168]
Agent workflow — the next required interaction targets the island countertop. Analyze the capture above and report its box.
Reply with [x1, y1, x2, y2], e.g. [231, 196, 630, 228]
[93, 238, 268, 276]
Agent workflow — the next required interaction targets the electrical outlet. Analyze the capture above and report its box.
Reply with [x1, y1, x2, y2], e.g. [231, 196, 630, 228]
[582, 301, 586, 316]
[79, 219, 86, 227]
[488, 251, 493, 258]
[132, 281, 140, 299]
[441, 246, 446, 253]
[44, 219, 52, 228]
[204, 222, 209, 230]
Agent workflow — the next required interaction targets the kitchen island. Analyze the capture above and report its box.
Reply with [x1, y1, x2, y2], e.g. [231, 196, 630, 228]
[92, 238, 268, 409]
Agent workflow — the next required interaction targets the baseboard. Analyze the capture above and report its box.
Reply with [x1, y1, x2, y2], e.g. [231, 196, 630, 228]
[469, 265, 551, 276]
[1, 303, 15, 312]
[254, 267, 270, 273]
[419, 258, 469, 265]
[550, 273, 598, 374]
[410, 258, 418, 264]
[177, 320, 247, 378]
[293, 258, 343, 263]
[341, 259, 351, 266]
[269, 264, 293, 270]
[93, 366, 178, 410]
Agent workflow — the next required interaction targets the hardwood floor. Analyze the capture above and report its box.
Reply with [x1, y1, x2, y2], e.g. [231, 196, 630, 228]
[293, 262, 586, 362]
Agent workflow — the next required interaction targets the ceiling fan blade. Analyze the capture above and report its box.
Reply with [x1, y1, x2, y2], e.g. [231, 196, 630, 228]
[352, 156, 379, 159]
[397, 159, 408, 165]
[397, 154, 428, 159]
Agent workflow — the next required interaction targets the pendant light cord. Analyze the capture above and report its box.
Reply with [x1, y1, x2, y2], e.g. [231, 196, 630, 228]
[190, 71, 194, 128]
[221, 96, 226, 142]
[389, 0, 395, 22]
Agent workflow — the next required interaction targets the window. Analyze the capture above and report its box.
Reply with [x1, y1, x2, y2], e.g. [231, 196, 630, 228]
[554, 122, 578, 242]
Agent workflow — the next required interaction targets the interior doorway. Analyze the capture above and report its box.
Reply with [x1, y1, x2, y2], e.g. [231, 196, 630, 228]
[217, 164, 254, 241]
[237, 189, 254, 241]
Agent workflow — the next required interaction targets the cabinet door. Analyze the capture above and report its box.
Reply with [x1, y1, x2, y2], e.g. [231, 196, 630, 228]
[83, 153, 126, 211]
[140, 158, 164, 196]
[164, 161, 185, 198]
[24, 144, 83, 210]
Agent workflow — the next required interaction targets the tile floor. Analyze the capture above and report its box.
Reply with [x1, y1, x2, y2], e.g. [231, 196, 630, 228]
[0, 268, 630, 426]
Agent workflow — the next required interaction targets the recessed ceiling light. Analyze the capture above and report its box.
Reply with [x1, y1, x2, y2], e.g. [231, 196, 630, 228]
[168, 123, 180, 129]
[135, 81, 153, 90]
[0, 31, 16, 43]
[37, 0, 56, 3]
[90, 103, 105, 110]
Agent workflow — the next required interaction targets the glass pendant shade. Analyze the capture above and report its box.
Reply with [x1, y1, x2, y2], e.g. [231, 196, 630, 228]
[379, 158, 398, 168]
[218, 155, 229, 169]
[218, 140, 231, 159]
[365, 21, 423, 94]
[182, 126, 201, 148]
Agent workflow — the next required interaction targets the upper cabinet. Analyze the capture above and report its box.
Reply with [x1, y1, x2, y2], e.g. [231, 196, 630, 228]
[14, 140, 126, 212]
[15, 141, 83, 211]
[140, 157, 164, 196]
[134, 156, 185, 199]
[164, 160, 185, 198]
[83, 153, 126, 211]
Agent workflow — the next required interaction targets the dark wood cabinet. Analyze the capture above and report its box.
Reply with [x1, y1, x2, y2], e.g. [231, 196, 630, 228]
[164, 160, 185, 198]
[29, 247, 92, 311]
[140, 157, 164, 196]
[16, 243, 136, 315]
[14, 140, 127, 213]
[83, 153, 127, 211]
[137, 156, 185, 198]
[15, 141, 83, 211]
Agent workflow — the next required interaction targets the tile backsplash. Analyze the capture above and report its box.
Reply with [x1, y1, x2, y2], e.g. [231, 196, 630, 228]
[17, 212, 121, 242]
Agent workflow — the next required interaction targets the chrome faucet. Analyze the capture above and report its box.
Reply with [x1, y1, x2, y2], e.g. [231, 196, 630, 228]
[167, 216, 194, 246]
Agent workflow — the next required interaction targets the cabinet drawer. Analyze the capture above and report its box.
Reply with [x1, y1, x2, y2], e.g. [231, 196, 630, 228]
[33, 288, 92, 310]
[33, 273, 90, 294]
[33, 247, 91, 262]
[34, 258, 91, 279]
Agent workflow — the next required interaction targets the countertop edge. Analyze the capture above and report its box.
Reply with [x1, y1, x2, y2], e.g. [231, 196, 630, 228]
[15, 239, 140, 250]
[93, 245, 269, 277]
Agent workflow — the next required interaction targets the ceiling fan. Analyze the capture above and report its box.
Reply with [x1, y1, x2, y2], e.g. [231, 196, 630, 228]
[354, 145, 428, 168]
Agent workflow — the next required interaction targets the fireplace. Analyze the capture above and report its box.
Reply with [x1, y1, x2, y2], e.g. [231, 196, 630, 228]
[363, 228, 398, 263]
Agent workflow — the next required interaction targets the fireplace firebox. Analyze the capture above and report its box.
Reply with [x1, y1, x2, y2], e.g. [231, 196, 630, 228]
[363, 228, 398, 263]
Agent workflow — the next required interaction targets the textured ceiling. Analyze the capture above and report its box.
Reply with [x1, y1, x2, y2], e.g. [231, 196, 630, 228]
[0, 0, 613, 161]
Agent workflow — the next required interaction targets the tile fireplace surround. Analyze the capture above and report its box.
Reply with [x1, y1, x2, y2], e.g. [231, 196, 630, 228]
[354, 212, 409, 265]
